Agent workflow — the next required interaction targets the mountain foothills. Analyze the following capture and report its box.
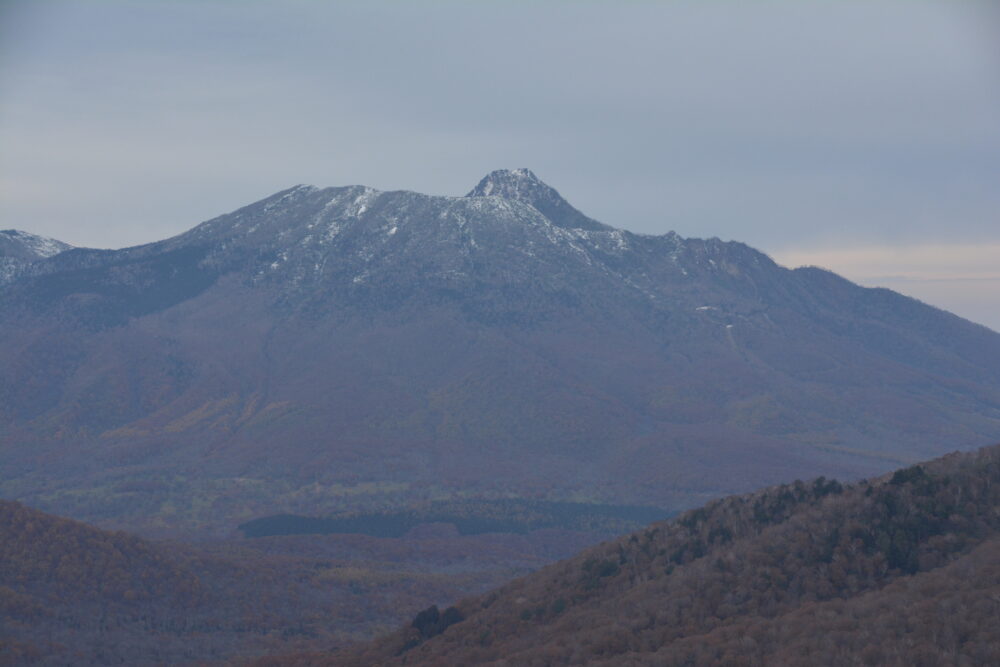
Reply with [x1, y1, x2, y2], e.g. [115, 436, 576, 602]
[2, 170, 1000, 535]
[5, 444, 1000, 665]
[0, 497, 606, 665]
[319, 444, 1000, 666]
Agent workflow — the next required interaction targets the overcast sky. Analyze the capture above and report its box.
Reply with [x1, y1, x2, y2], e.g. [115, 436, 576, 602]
[1, 1, 998, 329]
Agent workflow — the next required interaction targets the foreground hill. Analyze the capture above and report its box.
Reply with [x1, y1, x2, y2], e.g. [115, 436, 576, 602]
[0, 500, 604, 665]
[2, 170, 1000, 534]
[333, 444, 1000, 666]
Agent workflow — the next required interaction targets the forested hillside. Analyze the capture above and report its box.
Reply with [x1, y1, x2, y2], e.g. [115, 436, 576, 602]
[0, 501, 600, 665]
[238, 499, 668, 538]
[321, 444, 1000, 666]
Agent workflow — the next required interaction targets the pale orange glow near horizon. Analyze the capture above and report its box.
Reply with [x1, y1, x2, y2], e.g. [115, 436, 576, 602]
[772, 243, 1000, 332]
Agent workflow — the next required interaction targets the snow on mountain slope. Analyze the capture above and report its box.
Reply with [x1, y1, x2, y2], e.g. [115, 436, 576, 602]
[0, 229, 72, 260]
[0, 229, 73, 284]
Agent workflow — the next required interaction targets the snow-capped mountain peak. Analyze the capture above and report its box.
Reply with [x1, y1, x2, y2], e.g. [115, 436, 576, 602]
[466, 168, 544, 198]
[466, 169, 610, 232]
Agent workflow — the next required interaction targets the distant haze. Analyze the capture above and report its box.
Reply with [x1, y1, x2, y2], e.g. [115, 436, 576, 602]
[1, 1, 998, 329]
[773, 244, 1000, 333]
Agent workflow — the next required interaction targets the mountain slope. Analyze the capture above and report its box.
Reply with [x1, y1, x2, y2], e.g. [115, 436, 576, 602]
[1, 171, 999, 534]
[335, 443, 1000, 666]
[0, 230, 71, 285]
[0, 499, 238, 664]
[0, 230, 71, 261]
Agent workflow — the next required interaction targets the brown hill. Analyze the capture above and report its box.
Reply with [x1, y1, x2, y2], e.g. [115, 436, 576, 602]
[329, 444, 1000, 666]
[0, 500, 600, 665]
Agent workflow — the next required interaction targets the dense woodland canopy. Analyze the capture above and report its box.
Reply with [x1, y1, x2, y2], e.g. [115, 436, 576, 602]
[0, 499, 610, 665]
[0, 497, 357, 665]
[238, 499, 668, 538]
[301, 444, 1000, 666]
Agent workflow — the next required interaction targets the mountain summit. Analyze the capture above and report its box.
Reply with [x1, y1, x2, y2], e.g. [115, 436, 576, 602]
[466, 167, 551, 198]
[1, 171, 999, 535]
[466, 169, 609, 231]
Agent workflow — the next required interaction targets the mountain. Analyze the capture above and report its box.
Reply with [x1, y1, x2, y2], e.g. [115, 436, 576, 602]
[1, 170, 999, 535]
[332, 444, 1000, 666]
[0, 229, 71, 284]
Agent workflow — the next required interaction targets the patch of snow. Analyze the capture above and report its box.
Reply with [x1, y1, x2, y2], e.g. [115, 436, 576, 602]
[269, 250, 289, 271]
[27, 236, 67, 257]
[264, 186, 312, 212]
[324, 221, 342, 243]
[2, 230, 71, 258]
[0, 258, 21, 283]
[348, 187, 377, 217]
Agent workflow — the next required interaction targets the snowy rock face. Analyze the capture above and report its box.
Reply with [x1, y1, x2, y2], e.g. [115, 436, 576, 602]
[0, 230, 72, 284]
[467, 168, 610, 231]
[0, 230, 72, 261]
